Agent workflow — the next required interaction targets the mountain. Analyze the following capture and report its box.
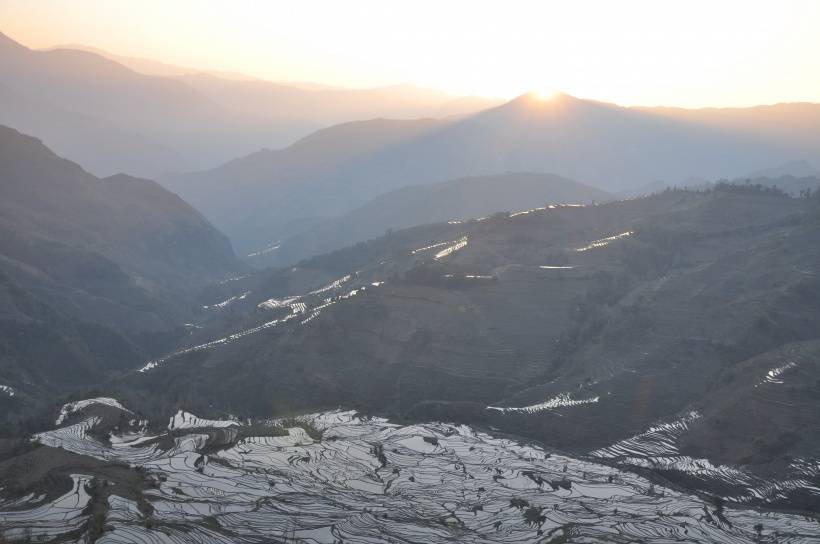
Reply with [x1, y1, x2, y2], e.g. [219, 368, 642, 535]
[0, 32, 497, 178]
[167, 92, 820, 257]
[745, 159, 820, 179]
[256, 172, 612, 266]
[0, 125, 243, 420]
[164, 118, 447, 254]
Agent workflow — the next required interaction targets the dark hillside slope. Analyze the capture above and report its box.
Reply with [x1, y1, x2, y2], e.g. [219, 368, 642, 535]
[120, 188, 819, 475]
[260, 172, 612, 266]
[0, 270, 143, 420]
[0, 125, 243, 422]
[0, 126, 239, 299]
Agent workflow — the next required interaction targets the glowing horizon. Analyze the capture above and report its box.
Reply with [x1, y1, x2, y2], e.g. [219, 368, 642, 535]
[2, 0, 819, 108]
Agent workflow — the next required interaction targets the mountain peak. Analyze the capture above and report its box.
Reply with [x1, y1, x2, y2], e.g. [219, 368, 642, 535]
[482, 91, 584, 118]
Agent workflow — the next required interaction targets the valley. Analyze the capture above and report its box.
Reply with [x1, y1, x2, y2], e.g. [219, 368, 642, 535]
[1, 8, 820, 541]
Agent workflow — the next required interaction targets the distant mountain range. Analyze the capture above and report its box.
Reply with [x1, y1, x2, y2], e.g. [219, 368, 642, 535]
[165, 92, 820, 260]
[0, 125, 242, 416]
[51, 43, 499, 119]
[6, 29, 820, 267]
[0, 31, 496, 178]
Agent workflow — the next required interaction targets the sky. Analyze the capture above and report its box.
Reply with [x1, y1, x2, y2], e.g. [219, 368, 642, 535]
[2, 0, 819, 107]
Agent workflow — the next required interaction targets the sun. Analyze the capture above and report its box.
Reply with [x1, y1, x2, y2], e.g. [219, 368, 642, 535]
[530, 88, 560, 101]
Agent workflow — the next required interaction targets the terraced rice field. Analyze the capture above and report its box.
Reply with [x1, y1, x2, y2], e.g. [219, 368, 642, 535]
[2, 403, 818, 543]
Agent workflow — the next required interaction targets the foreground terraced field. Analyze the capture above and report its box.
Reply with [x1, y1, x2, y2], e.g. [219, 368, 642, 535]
[1, 401, 818, 543]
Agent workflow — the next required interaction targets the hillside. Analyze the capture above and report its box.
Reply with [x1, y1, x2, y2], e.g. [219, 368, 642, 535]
[95, 186, 820, 510]
[259, 172, 612, 266]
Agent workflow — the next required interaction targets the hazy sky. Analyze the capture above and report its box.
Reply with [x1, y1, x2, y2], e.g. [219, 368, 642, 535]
[3, 0, 819, 107]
